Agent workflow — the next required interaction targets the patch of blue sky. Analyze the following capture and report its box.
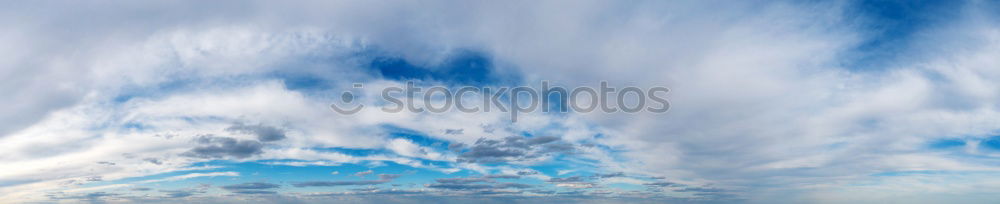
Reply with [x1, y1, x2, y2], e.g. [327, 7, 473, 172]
[368, 50, 520, 87]
[927, 138, 966, 150]
[273, 72, 335, 92]
[310, 147, 391, 157]
[839, 0, 963, 71]
[979, 135, 1000, 151]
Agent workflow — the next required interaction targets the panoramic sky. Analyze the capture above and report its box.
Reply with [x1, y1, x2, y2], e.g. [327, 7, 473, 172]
[2, 0, 1000, 203]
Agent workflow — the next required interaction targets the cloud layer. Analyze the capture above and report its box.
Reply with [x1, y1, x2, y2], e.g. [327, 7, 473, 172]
[2, 0, 1000, 203]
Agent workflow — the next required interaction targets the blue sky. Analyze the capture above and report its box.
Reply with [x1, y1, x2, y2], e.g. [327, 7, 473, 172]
[2, 0, 1000, 203]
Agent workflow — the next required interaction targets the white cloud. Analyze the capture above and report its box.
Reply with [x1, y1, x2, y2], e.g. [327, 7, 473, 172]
[2, 0, 1000, 203]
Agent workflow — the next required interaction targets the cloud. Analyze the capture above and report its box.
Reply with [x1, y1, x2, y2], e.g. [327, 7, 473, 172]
[426, 183, 494, 190]
[181, 135, 264, 159]
[554, 183, 596, 189]
[161, 190, 196, 198]
[425, 176, 534, 192]
[593, 172, 625, 178]
[226, 123, 287, 142]
[378, 174, 402, 180]
[141, 172, 240, 184]
[643, 182, 679, 187]
[142, 158, 163, 165]
[309, 188, 428, 196]
[445, 129, 464, 135]
[547, 176, 597, 189]
[483, 174, 520, 179]
[385, 138, 449, 161]
[454, 136, 573, 163]
[435, 177, 492, 184]
[675, 187, 726, 193]
[293, 174, 401, 187]
[354, 170, 374, 177]
[547, 176, 584, 183]
[493, 183, 533, 189]
[221, 182, 281, 190]
[2, 0, 1000, 203]
[294, 180, 387, 187]
[48, 192, 120, 201]
[231, 190, 278, 195]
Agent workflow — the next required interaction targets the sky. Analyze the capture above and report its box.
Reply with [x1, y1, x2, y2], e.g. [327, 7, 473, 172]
[2, 0, 1000, 203]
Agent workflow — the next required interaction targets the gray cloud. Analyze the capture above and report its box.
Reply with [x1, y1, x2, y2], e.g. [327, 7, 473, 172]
[293, 174, 400, 187]
[354, 170, 374, 177]
[48, 192, 120, 201]
[378, 174, 402, 180]
[231, 190, 278, 195]
[643, 182, 680, 187]
[528, 190, 556, 194]
[435, 177, 492, 184]
[294, 180, 387, 187]
[221, 182, 281, 190]
[311, 188, 427, 196]
[484, 174, 520, 179]
[454, 136, 573, 163]
[547, 176, 584, 183]
[447, 143, 466, 151]
[426, 176, 533, 192]
[143, 158, 162, 165]
[181, 135, 263, 159]
[226, 123, 286, 142]
[677, 187, 725, 193]
[160, 190, 200, 198]
[547, 176, 597, 189]
[444, 129, 464, 135]
[494, 183, 533, 189]
[427, 183, 495, 190]
[85, 176, 103, 182]
[593, 172, 625, 178]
